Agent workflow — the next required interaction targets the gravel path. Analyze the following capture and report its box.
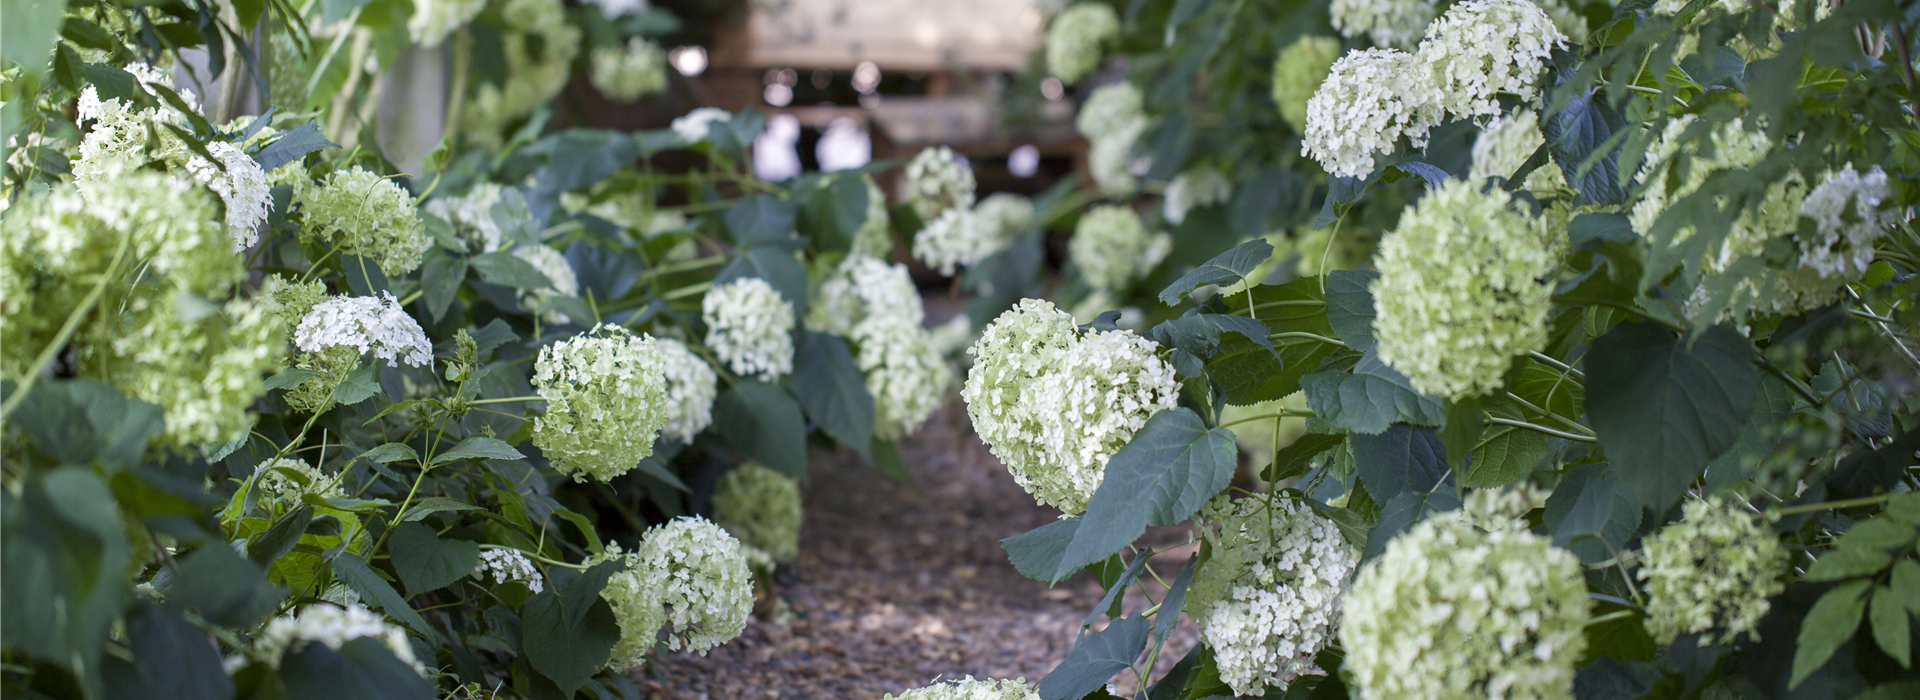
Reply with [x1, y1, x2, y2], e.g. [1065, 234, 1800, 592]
[640, 406, 1200, 700]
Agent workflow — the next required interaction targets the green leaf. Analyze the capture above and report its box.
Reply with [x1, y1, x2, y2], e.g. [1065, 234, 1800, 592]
[1573, 656, 1660, 698]
[280, 637, 435, 700]
[332, 364, 382, 405]
[1349, 423, 1451, 504]
[1825, 428, 1920, 500]
[565, 240, 644, 301]
[1, 0, 65, 77]
[432, 436, 524, 465]
[714, 247, 810, 318]
[264, 368, 319, 391]
[1791, 580, 1871, 690]
[1300, 353, 1446, 435]
[1804, 546, 1894, 582]
[1852, 683, 1920, 700]
[787, 331, 874, 455]
[713, 381, 809, 480]
[1, 469, 131, 698]
[1463, 407, 1551, 488]
[1158, 238, 1274, 306]
[470, 250, 554, 290]
[1323, 270, 1378, 353]
[1037, 614, 1152, 700]
[388, 522, 481, 597]
[1584, 323, 1758, 510]
[1544, 464, 1642, 564]
[166, 542, 281, 629]
[1263, 433, 1344, 483]
[1050, 409, 1236, 581]
[1360, 479, 1462, 564]
[249, 504, 313, 567]
[1437, 397, 1484, 475]
[1543, 88, 1628, 206]
[419, 248, 466, 321]
[398, 497, 484, 522]
[1894, 560, 1920, 615]
[1869, 585, 1911, 668]
[109, 601, 236, 700]
[725, 195, 800, 245]
[8, 378, 163, 469]
[870, 438, 913, 485]
[522, 562, 621, 693]
[824, 174, 873, 248]
[1002, 517, 1081, 582]
[253, 121, 336, 172]
[361, 442, 421, 465]
[328, 553, 435, 640]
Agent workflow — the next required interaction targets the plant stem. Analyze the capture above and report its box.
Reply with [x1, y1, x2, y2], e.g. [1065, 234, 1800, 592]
[442, 28, 472, 149]
[1267, 331, 1347, 347]
[0, 232, 132, 421]
[661, 281, 713, 301]
[1217, 410, 1313, 430]
[1487, 417, 1598, 443]
[1527, 351, 1585, 381]
[1753, 359, 1822, 407]
[638, 254, 728, 280]
[1770, 493, 1898, 517]
[1584, 610, 1637, 627]
[1501, 391, 1597, 437]
[468, 395, 543, 406]
[479, 544, 589, 570]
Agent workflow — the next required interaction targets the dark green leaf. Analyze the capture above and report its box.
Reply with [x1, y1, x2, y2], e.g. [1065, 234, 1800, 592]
[328, 553, 434, 640]
[1323, 270, 1378, 353]
[264, 368, 319, 392]
[1585, 323, 1758, 510]
[1790, 580, 1870, 690]
[388, 522, 481, 597]
[825, 174, 873, 247]
[1804, 546, 1895, 583]
[2, 0, 65, 77]
[1158, 239, 1274, 306]
[714, 247, 809, 318]
[83, 63, 142, 104]
[1568, 213, 1635, 250]
[398, 497, 484, 522]
[1869, 585, 1910, 668]
[470, 251, 554, 291]
[1051, 409, 1236, 581]
[8, 378, 163, 469]
[1544, 464, 1641, 564]
[1543, 89, 1627, 206]
[1349, 423, 1451, 504]
[332, 364, 382, 405]
[1151, 554, 1197, 652]
[253, 121, 336, 172]
[1038, 614, 1152, 700]
[116, 601, 235, 700]
[1573, 656, 1660, 699]
[281, 637, 434, 700]
[870, 439, 912, 486]
[713, 381, 809, 480]
[361, 443, 421, 465]
[432, 437, 524, 465]
[725, 195, 800, 245]
[419, 248, 466, 321]
[1437, 397, 1484, 475]
[1264, 433, 1344, 483]
[1825, 428, 1920, 500]
[522, 562, 621, 693]
[1361, 486, 1461, 564]
[1300, 353, 1446, 435]
[1002, 517, 1081, 582]
[787, 331, 874, 455]
[2, 469, 131, 698]
[249, 505, 312, 568]
[564, 240, 643, 302]
[168, 544, 279, 629]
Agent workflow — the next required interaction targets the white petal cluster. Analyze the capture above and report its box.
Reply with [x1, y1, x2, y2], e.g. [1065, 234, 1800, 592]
[532, 325, 669, 481]
[974, 192, 1036, 248]
[1341, 511, 1589, 700]
[255, 604, 420, 673]
[712, 462, 803, 563]
[460, 0, 580, 145]
[1077, 82, 1149, 195]
[1416, 0, 1567, 121]
[256, 458, 345, 503]
[1302, 49, 1442, 178]
[1630, 115, 1778, 272]
[294, 292, 434, 368]
[408, 0, 487, 47]
[852, 174, 896, 258]
[883, 677, 1039, 700]
[599, 517, 752, 668]
[1468, 111, 1566, 192]
[1273, 36, 1343, 133]
[1372, 181, 1557, 399]
[1045, 3, 1121, 82]
[1164, 168, 1234, 225]
[672, 108, 733, 144]
[1798, 164, 1901, 279]
[656, 338, 719, 444]
[182, 141, 271, 251]
[905, 146, 978, 220]
[1331, 0, 1439, 49]
[1461, 483, 1552, 533]
[1638, 497, 1787, 645]
[812, 256, 953, 439]
[425, 182, 507, 253]
[1189, 497, 1359, 697]
[703, 277, 796, 381]
[961, 299, 1181, 514]
[475, 549, 546, 593]
[288, 166, 431, 276]
[509, 243, 580, 324]
[1070, 205, 1166, 293]
[591, 38, 669, 102]
[914, 207, 986, 276]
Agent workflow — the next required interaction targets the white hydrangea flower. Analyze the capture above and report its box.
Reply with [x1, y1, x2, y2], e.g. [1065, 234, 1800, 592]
[974, 192, 1036, 248]
[712, 462, 803, 562]
[1164, 168, 1234, 225]
[599, 517, 752, 668]
[703, 277, 797, 381]
[1461, 482, 1552, 533]
[532, 325, 670, 482]
[1302, 48, 1443, 178]
[962, 300, 1181, 514]
[254, 604, 421, 673]
[1077, 82, 1149, 196]
[289, 166, 431, 276]
[181, 141, 271, 251]
[1372, 180, 1558, 399]
[459, 0, 580, 145]
[585, 0, 649, 17]
[1188, 497, 1359, 697]
[509, 243, 580, 324]
[1273, 36, 1343, 133]
[294, 292, 434, 368]
[905, 146, 978, 220]
[883, 677, 1039, 700]
[1342, 511, 1589, 700]
[256, 458, 345, 503]
[672, 107, 733, 144]
[1070, 205, 1164, 293]
[474, 548, 546, 593]
[1798, 164, 1901, 279]
[914, 206, 988, 276]
[591, 38, 668, 102]
[926, 314, 976, 358]
[656, 337, 719, 444]
[408, 0, 487, 47]
[811, 256, 952, 439]
[1631, 115, 1778, 272]
[1331, 0, 1439, 48]
[1416, 0, 1568, 120]
[1638, 497, 1787, 645]
[1538, 0, 1590, 43]
[425, 182, 507, 253]
[1469, 111, 1566, 192]
[851, 175, 895, 258]
[1046, 3, 1121, 82]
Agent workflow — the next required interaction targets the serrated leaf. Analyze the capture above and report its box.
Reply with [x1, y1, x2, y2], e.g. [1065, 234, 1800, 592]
[469, 251, 554, 291]
[1361, 485, 1461, 564]
[1544, 88, 1627, 206]
[1050, 409, 1236, 581]
[398, 497, 483, 522]
[419, 249, 466, 322]
[1158, 238, 1274, 306]
[725, 195, 800, 245]
[1038, 614, 1151, 700]
[1544, 464, 1641, 564]
[332, 364, 382, 405]
[253, 121, 336, 172]
[280, 637, 434, 700]
[1804, 547, 1894, 582]
[388, 522, 480, 597]
[1574, 656, 1660, 699]
[1870, 585, 1911, 668]
[431, 437, 524, 465]
[713, 381, 808, 480]
[108, 601, 235, 700]
[1790, 580, 1870, 690]
[361, 442, 421, 464]
[1300, 352, 1446, 435]
[1264, 433, 1344, 483]
[1002, 517, 1081, 582]
[1348, 423, 1450, 504]
[787, 331, 874, 455]
[522, 562, 621, 693]
[1323, 270, 1378, 353]
[328, 553, 434, 640]
[1585, 323, 1758, 510]
[714, 247, 809, 318]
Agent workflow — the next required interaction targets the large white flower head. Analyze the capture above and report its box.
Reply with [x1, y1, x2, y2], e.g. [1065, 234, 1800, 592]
[1165, 167, 1234, 225]
[182, 141, 271, 251]
[1416, 0, 1567, 120]
[851, 175, 895, 258]
[883, 677, 1039, 700]
[425, 182, 507, 253]
[294, 292, 434, 368]
[1045, 3, 1121, 82]
[1469, 111, 1566, 192]
[1331, 0, 1439, 48]
[1070, 205, 1164, 293]
[905, 146, 978, 220]
[254, 604, 420, 672]
[1372, 180, 1558, 399]
[656, 338, 719, 444]
[703, 277, 797, 381]
[290, 166, 431, 276]
[961, 299, 1181, 514]
[672, 108, 733, 144]
[598, 516, 752, 667]
[1341, 511, 1590, 700]
[810, 256, 951, 438]
[914, 206, 988, 276]
[1303, 48, 1443, 178]
[1187, 496, 1359, 697]
[1272, 36, 1343, 133]
[408, 0, 487, 47]
[509, 243, 580, 324]
[1077, 82, 1150, 196]
[532, 325, 669, 481]
[712, 461, 803, 563]
[256, 458, 346, 503]
[591, 38, 668, 102]
[1637, 496, 1787, 645]
[1630, 115, 1778, 271]
[1798, 164, 1901, 280]
[974, 192, 1036, 248]
[474, 548, 546, 593]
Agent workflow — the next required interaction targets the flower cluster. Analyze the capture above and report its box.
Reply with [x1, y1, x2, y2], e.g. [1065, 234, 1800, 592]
[1077, 82, 1149, 195]
[812, 256, 953, 438]
[1071, 205, 1166, 293]
[703, 277, 797, 381]
[294, 292, 435, 368]
[1188, 496, 1359, 696]
[408, 0, 487, 47]
[591, 38, 669, 102]
[1164, 168, 1234, 225]
[672, 107, 733, 144]
[1372, 180, 1558, 399]
[1302, 49, 1441, 178]
[883, 677, 1039, 700]
[474, 549, 545, 594]
[974, 192, 1036, 250]
[962, 299, 1181, 514]
[531, 325, 670, 482]
[1272, 36, 1343, 134]
[253, 604, 420, 672]
[1630, 116, 1779, 272]
[712, 462, 803, 563]
[1342, 511, 1589, 700]
[905, 146, 978, 220]
[598, 517, 753, 668]
[287, 166, 431, 276]
[181, 140, 272, 250]
[656, 338, 719, 444]
[1637, 497, 1786, 645]
[1462, 482, 1552, 532]
[425, 182, 507, 253]
[852, 174, 896, 258]
[509, 244, 580, 324]
[914, 207, 984, 276]
[461, 0, 580, 144]
[1468, 111, 1566, 192]
[1416, 0, 1567, 120]
[1798, 164, 1900, 280]
[256, 458, 345, 503]
[1330, 0, 1438, 49]
[1045, 3, 1121, 82]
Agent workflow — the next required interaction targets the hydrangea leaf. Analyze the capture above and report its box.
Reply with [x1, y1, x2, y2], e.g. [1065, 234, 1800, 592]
[714, 247, 810, 318]
[1264, 433, 1345, 483]
[713, 381, 808, 480]
[724, 194, 801, 246]
[280, 637, 434, 700]
[103, 601, 235, 700]
[7, 378, 164, 469]
[1544, 87, 1628, 206]
[1463, 405, 1551, 489]
[1001, 517, 1081, 582]
[470, 251, 554, 291]
[786, 331, 874, 456]
[418, 248, 466, 322]
[1543, 464, 1642, 564]
[1869, 586, 1910, 668]
[1323, 270, 1379, 353]
[1585, 323, 1758, 511]
[253, 121, 337, 172]
[1824, 428, 1920, 500]
[327, 553, 435, 640]
[0, 0, 63, 79]
[1358, 483, 1460, 566]
[1050, 408, 1236, 581]
[2, 469, 131, 698]
[388, 522, 481, 597]
[1349, 423, 1451, 504]
[1157, 238, 1274, 306]
[1790, 579, 1871, 690]
[1037, 613, 1152, 700]
[521, 562, 621, 694]
[1573, 656, 1660, 699]
[1300, 352, 1446, 435]
[431, 437, 524, 465]
[564, 240, 644, 301]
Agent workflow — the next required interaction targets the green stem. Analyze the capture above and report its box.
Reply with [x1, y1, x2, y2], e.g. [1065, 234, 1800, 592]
[479, 544, 589, 570]
[1267, 331, 1347, 347]
[1487, 417, 1598, 443]
[1217, 410, 1313, 430]
[468, 395, 543, 406]
[638, 254, 728, 280]
[1235, 299, 1325, 317]
[1770, 494, 1898, 517]
[1501, 392, 1597, 437]
[1584, 609, 1637, 628]
[1, 231, 132, 421]
[661, 281, 713, 301]
[1527, 351, 1585, 381]
[1753, 359, 1822, 407]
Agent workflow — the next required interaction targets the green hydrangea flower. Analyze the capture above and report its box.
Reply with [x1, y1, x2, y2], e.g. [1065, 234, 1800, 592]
[1070, 205, 1165, 293]
[590, 38, 668, 102]
[1638, 497, 1787, 645]
[712, 461, 803, 563]
[883, 677, 1038, 700]
[532, 325, 670, 482]
[1045, 3, 1120, 82]
[598, 516, 752, 668]
[288, 166, 430, 276]
[1271, 36, 1342, 133]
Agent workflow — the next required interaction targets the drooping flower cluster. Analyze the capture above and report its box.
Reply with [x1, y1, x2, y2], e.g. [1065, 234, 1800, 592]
[286, 166, 431, 276]
[1342, 511, 1589, 700]
[474, 548, 546, 594]
[672, 107, 733, 144]
[882, 677, 1040, 700]
[905, 146, 978, 220]
[962, 299, 1181, 514]
[1468, 111, 1566, 192]
[1045, 3, 1121, 82]
[531, 325, 670, 482]
[1372, 181, 1558, 399]
[253, 604, 420, 673]
[703, 277, 797, 381]
[811, 256, 953, 438]
[1302, 49, 1442, 178]
[598, 517, 753, 668]
[1188, 496, 1359, 696]
[509, 244, 580, 324]
[712, 461, 803, 563]
[181, 140, 272, 250]
[1077, 82, 1149, 195]
[408, 0, 487, 47]
[1272, 36, 1343, 134]
[1798, 164, 1901, 280]
[1637, 497, 1786, 645]
[256, 458, 346, 503]
[1164, 168, 1234, 225]
[1416, 0, 1567, 120]
[1071, 205, 1167, 293]
[656, 338, 719, 444]
[590, 38, 669, 102]
[294, 292, 436, 368]
[461, 0, 580, 144]
[1330, 0, 1438, 49]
